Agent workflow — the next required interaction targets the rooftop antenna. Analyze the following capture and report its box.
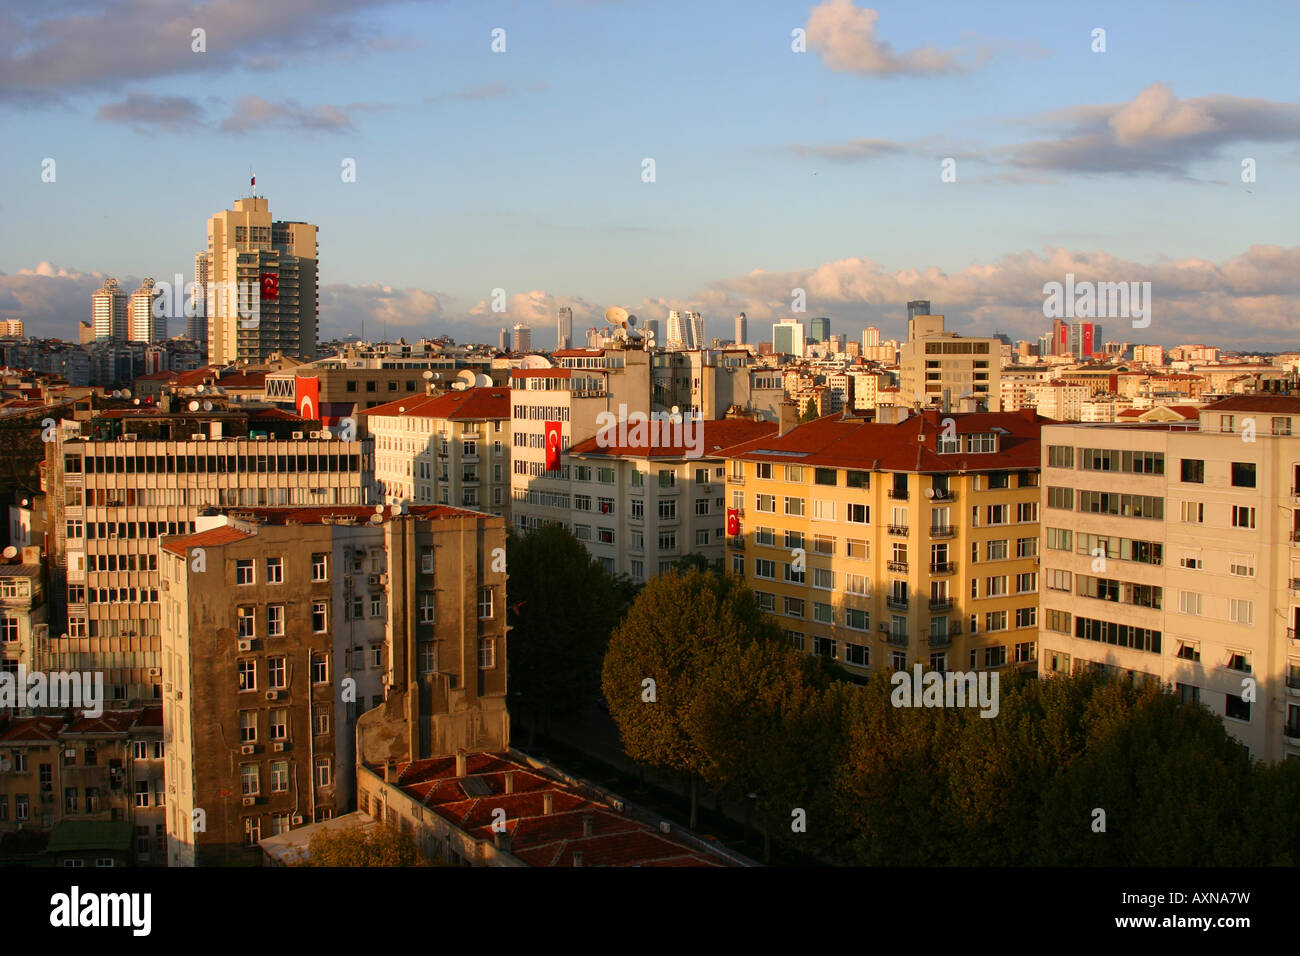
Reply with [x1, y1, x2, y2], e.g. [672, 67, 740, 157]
[249, 167, 256, 199]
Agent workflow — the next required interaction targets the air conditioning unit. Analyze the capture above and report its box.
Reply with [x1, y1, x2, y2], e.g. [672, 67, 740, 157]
[148, 668, 160, 677]
[368, 574, 382, 587]
[242, 797, 255, 807]
[378, 573, 389, 586]
[122, 433, 137, 441]
[292, 431, 304, 440]
[238, 639, 252, 652]
[290, 814, 303, 826]
[273, 742, 285, 752]
[240, 744, 255, 755]
[190, 433, 206, 441]
[265, 690, 280, 701]
[309, 431, 324, 439]
[878, 622, 889, 631]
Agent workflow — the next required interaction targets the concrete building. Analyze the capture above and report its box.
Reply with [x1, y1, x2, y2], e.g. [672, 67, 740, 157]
[665, 311, 703, 351]
[863, 326, 881, 349]
[204, 196, 318, 365]
[565, 417, 776, 580]
[810, 317, 830, 344]
[557, 308, 573, 351]
[0, 708, 165, 866]
[128, 279, 166, 345]
[0, 548, 47, 679]
[190, 251, 209, 349]
[899, 313, 1000, 412]
[159, 505, 507, 865]
[772, 320, 805, 358]
[512, 324, 532, 354]
[360, 386, 510, 518]
[725, 407, 1044, 678]
[0, 320, 24, 338]
[1038, 395, 1300, 762]
[92, 278, 128, 343]
[649, 349, 783, 420]
[498, 329, 510, 354]
[43, 406, 369, 703]
[734, 312, 747, 348]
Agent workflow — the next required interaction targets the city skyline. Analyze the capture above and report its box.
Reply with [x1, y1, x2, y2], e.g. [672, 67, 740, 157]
[0, 1, 1297, 350]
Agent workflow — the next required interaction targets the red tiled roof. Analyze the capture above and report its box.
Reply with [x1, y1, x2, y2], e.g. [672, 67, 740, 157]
[159, 526, 253, 556]
[726, 408, 1044, 472]
[249, 407, 308, 421]
[66, 711, 139, 735]
[1203, 395, 1300, 414]
[0, 716, 64, 743]
[510, 368, 570, 380]
[387, 751, 733, 867]
[569, 418, 777, 459]
[359, 387, 510, 421]
[215, 505, 486, 526]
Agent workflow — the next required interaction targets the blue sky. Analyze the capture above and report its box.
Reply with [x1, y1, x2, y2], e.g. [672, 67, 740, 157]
[1, 0, 1298, 348]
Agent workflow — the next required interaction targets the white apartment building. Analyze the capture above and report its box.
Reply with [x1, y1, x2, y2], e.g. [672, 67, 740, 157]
[566, 418, 776, 579]
[899, 314, 1001, 412]
[360, 386, 510, 519]
[1039, 396, 1300, 762]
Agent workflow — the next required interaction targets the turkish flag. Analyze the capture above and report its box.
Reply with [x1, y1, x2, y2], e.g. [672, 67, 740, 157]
[726, 508, 739, 536]
[260, 272, 278, 300]
[544, 421, 562, 471]
[296, 376, 320, 422]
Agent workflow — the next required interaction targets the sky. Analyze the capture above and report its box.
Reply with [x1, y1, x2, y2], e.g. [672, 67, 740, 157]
[1, 0, 1298, 350]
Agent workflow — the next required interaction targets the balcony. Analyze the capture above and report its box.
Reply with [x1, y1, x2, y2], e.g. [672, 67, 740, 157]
[1286, 727, 1300, 747]
[887, 560, 908, 573]
[727, 537, 745, 550]
[928, 597, 953, 612]
[730, 475, 744, 486]
[886, 596, 909, 610]
[1291, 628, 1300, 648]
[888, 489, 909, 500]
[930, 561, 956, 575]
[887, 524, 909, 537]
[886, 631, 909, 647]
[929, 489, 956, 503]
[930, 525, 955, 539]
[1292, 531, 1300, 544]
[1291, 578, 1300, 592]
[1287, 675, 1300, 696]
[928, 630, 953, 647]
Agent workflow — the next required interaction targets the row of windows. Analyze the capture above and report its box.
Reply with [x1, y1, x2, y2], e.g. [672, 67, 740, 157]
[66, 453, 361, 475]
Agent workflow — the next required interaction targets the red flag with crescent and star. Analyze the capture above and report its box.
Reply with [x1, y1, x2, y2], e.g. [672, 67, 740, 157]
[726, 508, 740, 536]
[544, 421, 562, 471]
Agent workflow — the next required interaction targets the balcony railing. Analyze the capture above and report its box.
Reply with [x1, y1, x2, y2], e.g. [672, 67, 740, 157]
[1291, 628, 1299, 645]
[887, 560, 908, 573]
[727, 537, 745, 550]
[1286, 726, 1300, 745]
[1291, 578, 1300, 592]
[1292, 531, 1300, 544]
[928, 598, 953, 612]
[1286, 675, 1300, 692]
[949, 621, 963, 635]
[887, 524, 909, 537]
[886, 632, 909, 647]
[929, 489, 956, 503]
[888, 489, 909, 500]
[930, 525, 955, 538]
[928, 630, 953, 646]
[930, 561, 956, 575]
[886, 596, 909, 610]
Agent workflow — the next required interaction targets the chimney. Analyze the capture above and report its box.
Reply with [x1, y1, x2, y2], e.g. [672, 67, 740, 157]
[493, 829, 511, 853]
[572, 850, 583, 867]
[504, 772, 514, 794]
[455, 749, 467, 777]
[582, 813, 592, 837]
[543, 792, 554, 815]
[778, 400, 799, 436]
[384, 758, 397, 783]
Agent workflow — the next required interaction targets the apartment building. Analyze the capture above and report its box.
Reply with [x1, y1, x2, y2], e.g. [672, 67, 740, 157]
[509, 348, 651, 533]
[0, 707, 165, 866]
[899, 314, 1001, 412]
[649, 349, 783, 420]
[1038, 395, 1300, 762]
[0, 550, 46, 676]
[360, 387, 510, 519]
[725, 407, 1044, 677]
[159, 505, 507, 865]
[44, 408, 370, 703]
[566, 418, 776, 580]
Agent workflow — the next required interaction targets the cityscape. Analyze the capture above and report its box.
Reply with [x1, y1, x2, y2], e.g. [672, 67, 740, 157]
[2, 0, 1295, 935]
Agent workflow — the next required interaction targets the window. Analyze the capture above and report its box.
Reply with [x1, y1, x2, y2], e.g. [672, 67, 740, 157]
[846, 470, 869, 489]
[755, 463, 772, 480]
[985, 576, 1008, 597]
[1273, 417, 1292, 436]
[813, 534, 834, 555]
[754, 559, 776, 579]
[244, 817, 262, 846]
[269, 709, 287, 741]
[1225, 694, 1251, 722]
[844, 608, 869, 631]
[783, 596, 805, 618]
[784, 497, 805, 516]
[1014, 641, 1036, 662]
[1015, 607, 1037, 629]
[241, 763, 260, 796]
[755, 494, 775, 513]
[315, 758, 332, 789]
[1047, 445, 1074, 468]
[269, 657, 287, 688]
[783, 562, 805, 584]
[1046, 569, 1071, 592]
[1178, 591, 1202, 615]
[658, 470, 676, 488]
[1016, 572, 1037, 593]
[812, 499, 834, 521]
[237, 659, 256, 691]
[658, 499, 676, 520]
[986, 539, 1008, 561]
[812, 635, 835, 658]
[264, 604, 284, 638]
[814, 602, 833, 624]
[1230, 599, 1254, 626]
[479, 638, 496, 669]
[1180, 459, 1204, 483]
[1227, 652, 1251, 674]
[312, 654, 328, 683]
[814, 468, 837, 486]
[1229, 558, 1255, 578]
[1017, 536, 1037, 558]
[1046, 487, 1074, 510]
[240, 711, 257, 743]
[846, 503, 869, 524]
[312, 600, 328, 632]
[134, 782, 150, 807]
[1181, 501, 1204, 524]
[845, 573, 868, 596]
[235, 560, 254, 585]
[419, 592, 436, 624]
[984, 644, 1007, 666]
[478, 588, 493, 620]
[1046, 527, 1072, 551]
[311, 553, 328, 581]
[266, 557, 283, 584]
[1232, 506, 1255, 529]
[846, 539, 868, 560]
[1230, 462, 1256, 488]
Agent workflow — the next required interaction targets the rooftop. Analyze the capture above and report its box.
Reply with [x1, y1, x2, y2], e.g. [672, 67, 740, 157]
[359, 386, 510, 421]
[569, 417, 778, 460]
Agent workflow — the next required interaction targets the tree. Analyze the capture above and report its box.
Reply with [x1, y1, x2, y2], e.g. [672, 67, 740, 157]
[506, 524, 626, 741]
[799, 398, 821, 423]
[298, 824, 429, 866]
[602, 569, 779, 828]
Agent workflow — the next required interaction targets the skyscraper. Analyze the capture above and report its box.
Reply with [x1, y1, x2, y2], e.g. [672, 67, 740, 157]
[907, 300, 932, 322]
[190, 251, 209, 347]
[772, 319, 805, 357]
[91, 277, 128, 342]
[205, 194, 318, 365]
[129, 278, 166, 344]
[499, 328, 511, 353]
[688, 311, 705, 350]
[811, 316, 830, 343]
[734, 312, 747, 347]
[863, 326, 881, 348]
[557, 306, 573, 350]
[513, 323, 532, 353]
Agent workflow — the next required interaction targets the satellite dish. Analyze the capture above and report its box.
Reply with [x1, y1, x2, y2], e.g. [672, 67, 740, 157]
[398, 406, 405, 413]
[925, 488, 935, 499]
[400, 502, 408, 514]
[627, 314, 638, 327]
[196, 385, 204, 393]
[390, 504, 401, 516]
[520, 354, 553, 369]
[369, 513, 383, 524]
[2, 547, 16, 560]
[422, 370, 434, 380]
[188, 400, 200, 412]
[110, 390, 120, 399]
[203, 401, 213, 411]
[374, 505, 384, 515]
[133, 398, 140, 406]
[605, 306, 629, 326]
[474, 373, 492, 387]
